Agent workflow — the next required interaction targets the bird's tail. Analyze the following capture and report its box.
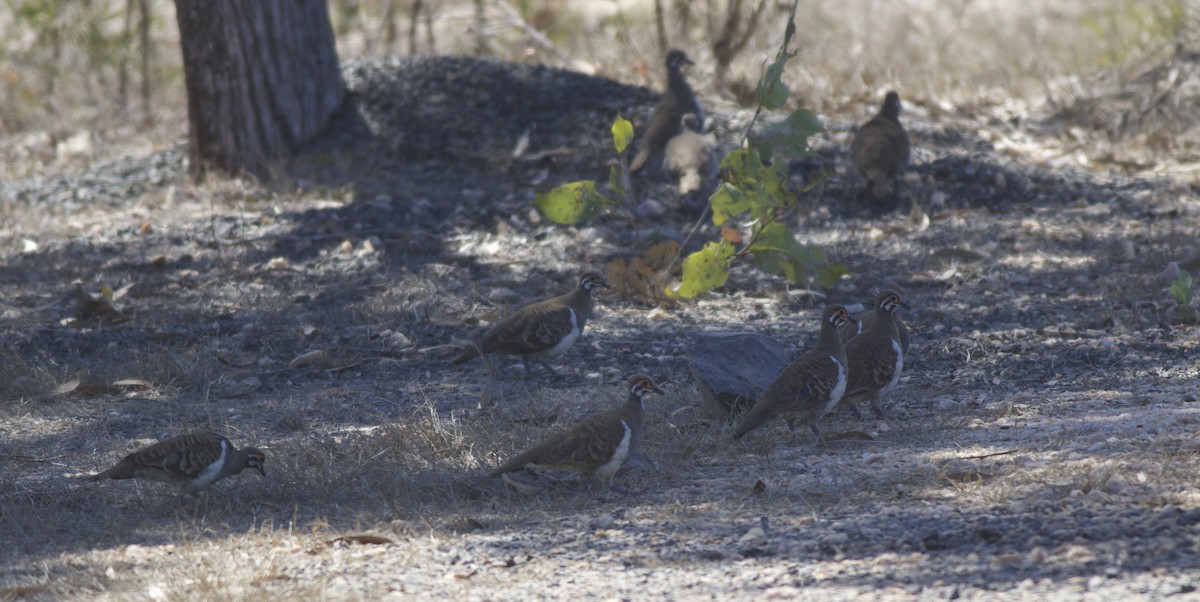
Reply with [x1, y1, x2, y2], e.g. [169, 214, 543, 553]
[451, 345, 479, 365]
[629, 147, 651, 173]
[865, 173, 893, 200]
[732, 402, 769, 439]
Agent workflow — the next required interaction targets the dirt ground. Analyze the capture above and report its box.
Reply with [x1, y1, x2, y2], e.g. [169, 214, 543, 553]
[2, 53, 1200, 601]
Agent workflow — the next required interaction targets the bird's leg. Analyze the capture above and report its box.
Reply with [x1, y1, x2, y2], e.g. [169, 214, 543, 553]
[809, 423, 824, 446]
[870, 397, 889, 420]
[849, 402, 867, 421]
[535, 357, 562, 379]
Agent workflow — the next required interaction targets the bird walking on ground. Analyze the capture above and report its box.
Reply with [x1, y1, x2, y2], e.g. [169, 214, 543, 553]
[850, 90, 911, 202]
[629, 49, 704, 174]
[734, 305, 853, 442]
[88, 432, 265, 497]
[841, 289, 911, 357]
[452, 271, 610, 377]
[838, 289, 911, 419]
[488, 375, 664, 489]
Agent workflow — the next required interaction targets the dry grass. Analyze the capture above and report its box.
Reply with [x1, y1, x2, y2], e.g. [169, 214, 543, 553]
[0, 0, 1182, 182]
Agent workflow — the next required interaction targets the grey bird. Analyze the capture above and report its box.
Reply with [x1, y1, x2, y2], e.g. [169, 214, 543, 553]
[841, 292, 911, 357]
[452, 271, 610, 376]
[88, 432, 265, 496]
[838, 289, 911, 419]
[734, 305, 853, 442]
[489, 375, 665, 488]
[629, 49, 704, 174]
[850, 90, 911, 201]
[663, 113, 717, 195]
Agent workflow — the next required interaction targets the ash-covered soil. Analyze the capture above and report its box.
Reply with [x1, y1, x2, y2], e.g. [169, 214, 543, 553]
[2, 55, 1200, 600]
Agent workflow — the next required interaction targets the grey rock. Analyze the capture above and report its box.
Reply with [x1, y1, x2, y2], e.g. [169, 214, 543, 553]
[688, 332, 791, 420]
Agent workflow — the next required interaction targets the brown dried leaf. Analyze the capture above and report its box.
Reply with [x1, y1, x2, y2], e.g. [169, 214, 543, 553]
[721, 223, 744, 244]
[643, 241, 680, 272]
[112, 378, 153, 390]
[330, 534, 394, 546]
[823, 430, 876, 442]
[753, 479, 766, 495]
[289, 349, 327, 369]
[55, 376, 114, 396]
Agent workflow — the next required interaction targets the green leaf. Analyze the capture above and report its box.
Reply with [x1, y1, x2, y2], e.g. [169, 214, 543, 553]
[1171, 271, 1194, 306]
[718, 148, 789, 217]
[612, 114, 634, 155]
[814, 263, 850, 288]
[667, 241, 735, 298]
[533, 181, 608, 225]
[753, 109, 823, 163]
[748, 222, 835, 285]
[709, 183, 753, 226]
[756, 1, 800, 110]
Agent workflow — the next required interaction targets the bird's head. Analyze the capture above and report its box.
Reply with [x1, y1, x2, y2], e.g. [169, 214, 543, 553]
[666, 49, 695, 70]
[823, 305, 853, 329]
[875, 289, 911, 313]
[881, 91, 903, 120]
[578, 271, 611, 292]
[244, 447, 267, 477]
[628, 374, 665, 398]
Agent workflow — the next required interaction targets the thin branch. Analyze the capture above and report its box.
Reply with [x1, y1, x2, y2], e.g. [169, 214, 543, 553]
[729, 0, 769, 58]
[494, 1, 573, 65]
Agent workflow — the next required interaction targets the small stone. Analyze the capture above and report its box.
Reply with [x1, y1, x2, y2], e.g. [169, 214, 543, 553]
[488, 287, 519, 302]
[635, 199, 666, 218]
[688, 332, 791, 419]
[739, 527, 767, 547]
[590, 514, 616, 530]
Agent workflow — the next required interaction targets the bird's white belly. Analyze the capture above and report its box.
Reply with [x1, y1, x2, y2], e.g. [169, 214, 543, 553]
[595, 420, 633, 481]
[878, 338, 904, 397]
[822, 355, 847, 414]
[541, 309, 580, 358]
[187, 440, 228, 491]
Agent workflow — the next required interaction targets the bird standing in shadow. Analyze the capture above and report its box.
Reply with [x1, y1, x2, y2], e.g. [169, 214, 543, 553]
[850, 90, 911, 206]
[630, 49, 704, 174]
[452, 271, 610, 377]
[488, 375, 665, 492]
[88, 432, 265, 500]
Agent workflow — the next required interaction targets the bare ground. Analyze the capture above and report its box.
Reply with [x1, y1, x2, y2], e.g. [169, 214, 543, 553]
[2, 55, 1200, 601]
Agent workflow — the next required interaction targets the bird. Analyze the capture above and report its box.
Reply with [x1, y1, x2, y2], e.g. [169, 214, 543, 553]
[452, 271, 610, 376]
[841, 293, 911, 357]
[88, 432, 265, 496]
[850, 90, 911, 202]
[837, 289, 911, 419]
[488, 374, 665, 488]
[733, 305, 853, 442]
[629, 49, 704, 174]
[663, 113, 717, 195]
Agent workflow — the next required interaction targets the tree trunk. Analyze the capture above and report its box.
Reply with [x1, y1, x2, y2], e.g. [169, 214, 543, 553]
[174, 0, 345, 179]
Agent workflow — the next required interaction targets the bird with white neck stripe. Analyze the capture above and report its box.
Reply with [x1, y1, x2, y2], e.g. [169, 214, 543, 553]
[452, 270, 610, 377]
[488, 375, 664, 489]
[734, 305, 853, 442]
[837, 289, 911, 419]
[88, 432, 265, 497]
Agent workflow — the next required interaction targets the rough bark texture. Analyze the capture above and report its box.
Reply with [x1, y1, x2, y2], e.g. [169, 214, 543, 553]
[174, 0, 345, 179]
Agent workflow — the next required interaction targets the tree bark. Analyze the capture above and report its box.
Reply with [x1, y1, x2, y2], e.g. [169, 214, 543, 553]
[174, 0, 345, 179]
